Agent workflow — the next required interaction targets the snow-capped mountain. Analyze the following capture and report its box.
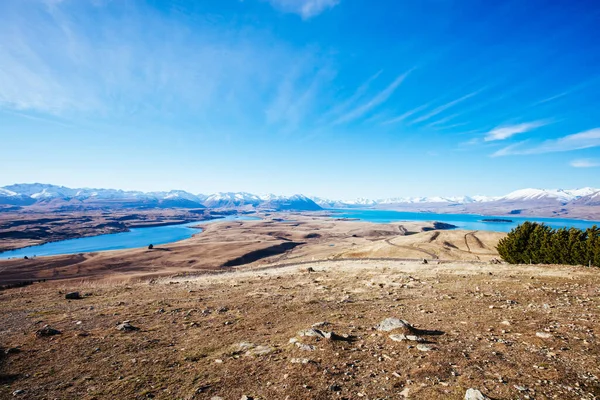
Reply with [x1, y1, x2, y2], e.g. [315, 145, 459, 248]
[1, 183, 599, 213]
[0, 188, 36, 206]
[261, 194, 322, 211]
[571, 190, 600, 206]
[497, 188, 600, 203]
[202, 192, 263, 208]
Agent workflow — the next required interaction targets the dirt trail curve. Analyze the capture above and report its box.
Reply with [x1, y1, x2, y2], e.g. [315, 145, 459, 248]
[383, 238, 439, 260]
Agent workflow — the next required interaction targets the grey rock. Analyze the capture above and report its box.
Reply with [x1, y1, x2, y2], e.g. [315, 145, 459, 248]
[375, 318, 412, 332]
[290, 358, 313, 364]
[12, 390, 25, 396]
[36, 325, 61, 337]
[295, 342, 316, 351]
[389, 334, 423, 342]
[536, 332, 552, 339]
[65, 291, 82, 300]
[416, 344, 433, 351]
[464, 388, 490, 400]
[245, 345, 274, 357]
[116, 322, 139, 332]
[298, 328, 325, 338]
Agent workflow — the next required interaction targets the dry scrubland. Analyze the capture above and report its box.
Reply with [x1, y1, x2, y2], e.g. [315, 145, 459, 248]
[0, 217, 504, 285]
[0, 216, 599, 399]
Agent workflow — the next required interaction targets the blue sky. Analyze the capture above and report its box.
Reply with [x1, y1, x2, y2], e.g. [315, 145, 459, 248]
[1, 0, 600, 199]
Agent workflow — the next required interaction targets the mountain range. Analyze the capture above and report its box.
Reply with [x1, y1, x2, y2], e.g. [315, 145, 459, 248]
[1, 183, 600, 217]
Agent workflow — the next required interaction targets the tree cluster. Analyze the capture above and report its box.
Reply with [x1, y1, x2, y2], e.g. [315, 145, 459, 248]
[497, 222, 600, 266]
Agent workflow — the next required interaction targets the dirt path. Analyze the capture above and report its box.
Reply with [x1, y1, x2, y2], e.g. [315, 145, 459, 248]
[384, 238, 439, 259]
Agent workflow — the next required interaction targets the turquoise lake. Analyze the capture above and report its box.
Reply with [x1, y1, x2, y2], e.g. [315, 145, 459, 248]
[0, 215, 258, 260]
[333, 209, 600, 233]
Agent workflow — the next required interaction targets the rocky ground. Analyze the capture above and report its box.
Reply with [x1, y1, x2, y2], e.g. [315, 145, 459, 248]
[1, 259, 599, 399]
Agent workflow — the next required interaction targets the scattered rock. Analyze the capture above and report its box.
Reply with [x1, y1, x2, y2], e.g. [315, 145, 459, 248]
[297, 326, 346, 341]
[464, 388, 490, 400]
[65, 291, 82, 300]
[241, 396, 253, 400]
[298, 328, 325, 338]
[389, 334, 423, 342]
[12, 390, 25, 396]
[311, 321, 331, 328]
[290, 358, 313, 364]
[295, 342, 316, 351]
[237, 342, 274, 357]
[116, 322, 139, 332]
[399, 387, 410, 397]
[375, 318, 413, 333]
[36, 325, 61, 337]
[306, 267, 315, 273]
[416, 344, 433, 352]
[536, 332, 552, 339]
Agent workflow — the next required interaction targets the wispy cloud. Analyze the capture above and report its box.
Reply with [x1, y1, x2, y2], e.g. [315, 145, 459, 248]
[484, 120, 549, 142]
[0, 0, 332, 126]
[381, 103, 430, 125]
[322, 70, 382, 122]
[570, 158, 600, 168]
[267, 0, 340, 19]
[266, 63, 336, 131]
[332, 70, 412, 125]
[492, 128, 600, 157]
[409, 89, 482, 124]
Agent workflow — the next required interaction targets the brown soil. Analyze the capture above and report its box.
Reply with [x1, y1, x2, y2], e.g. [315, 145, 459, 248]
[0, 260, 599, 399]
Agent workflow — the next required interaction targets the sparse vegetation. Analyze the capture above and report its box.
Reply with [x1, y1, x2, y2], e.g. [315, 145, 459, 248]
[497, 221, 600, 266]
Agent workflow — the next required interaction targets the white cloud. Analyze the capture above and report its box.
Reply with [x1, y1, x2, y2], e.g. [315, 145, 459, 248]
[381, 103, 430, 125]
[484, 120, 548, 142]
[267, 0, 340, 19]
[0, 0, 332, 123]
[332, 70, 412, 125]
[570, 158, 600, 168]
[492, 128, 600, 157]
[410, 89, 482, 124]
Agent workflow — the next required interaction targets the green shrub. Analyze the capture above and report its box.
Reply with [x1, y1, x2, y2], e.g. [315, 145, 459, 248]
[497, 222, 600, 266]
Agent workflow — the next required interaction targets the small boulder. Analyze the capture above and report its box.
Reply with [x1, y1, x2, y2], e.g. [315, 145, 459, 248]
[375, 318, 413, 333]
[36, 325, 61, 338]
[116, 322, 139, 332]
[416, 344, 433, 352]
[464, 388, 490, 400]
[12, 389, 25, 396]
[65, 292, 82, 300]
[290, 358, 313, 364]
[536, 332, 552, 339]
[295, 342, 316, 351]
[389, 334, 423, 342]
